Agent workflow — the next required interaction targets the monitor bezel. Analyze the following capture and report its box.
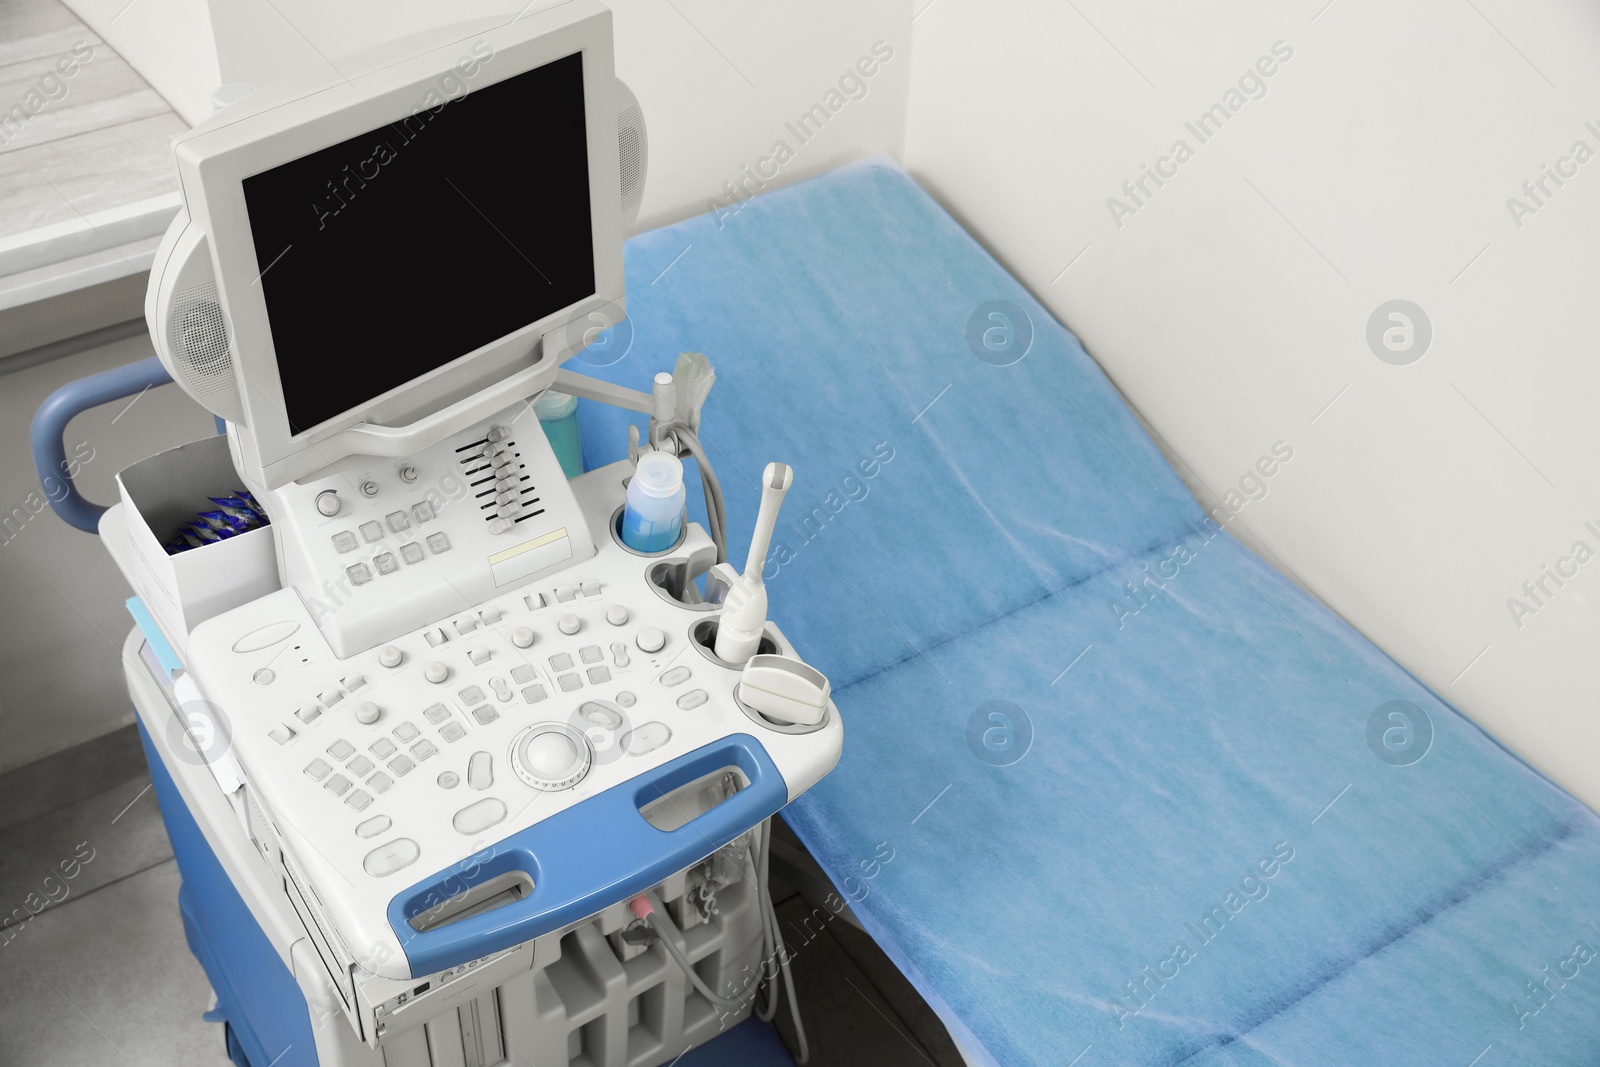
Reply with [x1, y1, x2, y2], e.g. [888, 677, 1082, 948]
[175, 3, 623, 488]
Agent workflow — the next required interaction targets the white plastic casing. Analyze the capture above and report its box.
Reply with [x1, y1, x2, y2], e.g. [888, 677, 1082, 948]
[184, 459, 843, 981]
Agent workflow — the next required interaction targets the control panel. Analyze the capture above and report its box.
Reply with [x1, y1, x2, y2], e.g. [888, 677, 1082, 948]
[187, 457, 843, 981]
[265, 403, 595, 659]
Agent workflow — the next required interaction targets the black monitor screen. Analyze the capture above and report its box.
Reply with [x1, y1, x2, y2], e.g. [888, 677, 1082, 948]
[242, 51, 595, 435]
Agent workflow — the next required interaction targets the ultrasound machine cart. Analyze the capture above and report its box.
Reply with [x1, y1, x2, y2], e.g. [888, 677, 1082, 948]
[30, 6, 841, 1065]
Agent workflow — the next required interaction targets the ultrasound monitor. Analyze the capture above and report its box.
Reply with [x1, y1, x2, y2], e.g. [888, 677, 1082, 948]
[242, 50, 596, 437]
[146, 2, 632, 491]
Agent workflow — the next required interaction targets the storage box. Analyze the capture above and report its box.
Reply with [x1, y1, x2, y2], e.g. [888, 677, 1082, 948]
[116, 434, 278, 656]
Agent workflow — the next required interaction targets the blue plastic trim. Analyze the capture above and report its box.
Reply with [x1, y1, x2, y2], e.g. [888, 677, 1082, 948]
[388, 733, 787, 978]
[126, 596, 182, 674]
[30, 354, 172, 532]
[138, 717, 317, 1066]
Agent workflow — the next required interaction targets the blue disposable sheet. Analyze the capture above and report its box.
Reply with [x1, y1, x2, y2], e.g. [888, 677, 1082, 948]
[577, 160, 1600, 1065]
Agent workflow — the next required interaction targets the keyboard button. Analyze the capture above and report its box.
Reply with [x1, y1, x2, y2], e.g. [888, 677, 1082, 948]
[437, 771, 460, 789]
[356, 815, 391, 838]
[661, 666, 691, 687]
[368, 772, 393, 794]
[394, 722, 420, 742]
[521, 684, 547, 704]
[347, 563, 372, 586]
[468, 751, 493, 790]
[490, 678, 513, 702]
[677, 689, 708, 710]
[439, 721, 466, 742]
[611, 643, 630, 668]
[370, 738, 396, 758]
[579, 645, 603, 664]
[458, 685, 485, 706]
[412, 501, 436, 523]
[622, 722, 671, 756]
[451, 799, 505, 831]
[557, 673, 582, 692]
[374, 552, 398, 575]
[427, 532, 451, 554]
[586, 666, 611, 684]
[411, 740, 437, 762]
[424, 626, 448, 647]
[548, 652, 573, 672]
[468, 647, 490, 666]
[332, 530, 358, 554]
[581, 579, 600, 597]
[325, 773, 351, 796]
[346, 789, 372, 811]
[347, 755, 374, 777]
[579, 702, 623, 729]
[616, 691, 637, 708]
[452, 798, 507, 835]
[472, 705, 499, 725]
[556, 585, 578, 602]
[362, 838, 419, 878]
[389, 755, 415, 777]
[480, 607, 503, 624]
[327, 739, 354, 760]
[424, 703, 451, 724]
[303, 758, 330, 781]
[386, 510, 410, 532]
[360, 520, 383, 542]
[455, 616, 479, 635]
[343, 673, 366, 692]
[296, 704, 322, 724]
[511, 664, 536, 684]
[322, 688, 345, 707]
[401, 542, 424, 564]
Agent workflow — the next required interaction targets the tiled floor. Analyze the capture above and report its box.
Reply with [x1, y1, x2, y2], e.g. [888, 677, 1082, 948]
[0, 742, 963, 1067]
[0, 0, 184, 238]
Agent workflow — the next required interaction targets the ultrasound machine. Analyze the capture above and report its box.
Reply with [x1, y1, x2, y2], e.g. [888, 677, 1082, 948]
[48, 4, 842, 1064]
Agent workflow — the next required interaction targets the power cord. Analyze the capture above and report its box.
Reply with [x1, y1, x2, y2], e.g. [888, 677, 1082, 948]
[630, 820, 810, 1063]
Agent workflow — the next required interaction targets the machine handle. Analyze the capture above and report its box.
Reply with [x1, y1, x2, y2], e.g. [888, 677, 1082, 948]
[387, 734, 788, 978]
[30, 355, 173, 532]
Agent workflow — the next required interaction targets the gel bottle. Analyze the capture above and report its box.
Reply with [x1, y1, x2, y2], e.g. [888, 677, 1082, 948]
[621, 450, 686, 553]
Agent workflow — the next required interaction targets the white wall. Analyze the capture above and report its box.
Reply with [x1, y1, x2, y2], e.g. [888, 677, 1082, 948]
[904, 0, 1600, 809]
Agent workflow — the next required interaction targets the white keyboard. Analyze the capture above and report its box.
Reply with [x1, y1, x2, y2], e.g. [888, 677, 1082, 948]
[187, 458, 842, 981]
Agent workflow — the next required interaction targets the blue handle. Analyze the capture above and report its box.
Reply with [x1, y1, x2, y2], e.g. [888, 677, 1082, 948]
[387, 734, 787, 977]
[30, 355, 173, 532]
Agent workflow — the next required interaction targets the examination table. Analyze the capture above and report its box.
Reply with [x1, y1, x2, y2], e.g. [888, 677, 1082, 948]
[577, 159, 1600, 1066]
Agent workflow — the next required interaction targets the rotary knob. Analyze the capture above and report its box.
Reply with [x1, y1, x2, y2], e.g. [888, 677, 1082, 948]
[558, 614, 581, 636]
[636, 626, 665, 653]
[378, 645, 403, 668]
[511, 626, 535, 649]
[606, 604, 629, 626]
[315, 490, 340, 517]
[355, 701, 381, 725]
[425, 661, 449, 684]
[510, 724, 592, 792]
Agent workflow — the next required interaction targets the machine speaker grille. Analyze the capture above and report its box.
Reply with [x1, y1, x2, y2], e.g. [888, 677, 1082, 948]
[172, 284, 234, 398]
[618, 104, 644, 215]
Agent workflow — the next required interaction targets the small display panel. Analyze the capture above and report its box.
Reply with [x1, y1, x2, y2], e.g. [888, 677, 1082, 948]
[242, 51, 595, 435]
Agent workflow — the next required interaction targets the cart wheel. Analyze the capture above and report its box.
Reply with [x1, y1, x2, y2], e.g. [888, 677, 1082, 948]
[224, 1021, 252, 1067]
